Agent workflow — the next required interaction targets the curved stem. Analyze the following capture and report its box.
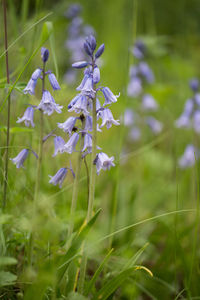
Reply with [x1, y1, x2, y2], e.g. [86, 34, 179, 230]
[3, 0, 11, 209]
[68, 117, 85, 237]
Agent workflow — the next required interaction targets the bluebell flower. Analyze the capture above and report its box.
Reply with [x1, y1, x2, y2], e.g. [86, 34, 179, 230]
[65, 4, 82, 19]
[93, 67, 100, 84]
[123, 109, 134, 126]
[138, 62, 154, 83]
[193, 110, 200, 133]
[41, 47, 49, 63]
[127, 77, 142, 97]
[68, 94, 89, 115]
[175, 113, 191, 128]
[53, 136, 65, 157]
[86, 35, 96, 52]
[10, 149, 29, 168]
[189, 78, 199, 92]
[23, 78, 37, 95]
[72, 61, 89, 69]
[49, 167, 68, 188]
[95, 44, 105, 59]
[146, 117, 163, 134]
[84, 115, 102, 132]
[37, 90, 63, 115]
[57, 116, 77, 134]
[128, 127, 141, 141]
[82, 133, 93, 153]
[99, 108, 120, 129]
[17, 106, 35, 127]
[31, 68, 42, 81]
[68, 94, 80, 110]
[77, 75, 95, 98]
[95, 152, 115, 175]
[142, 94, 158, 111]
[64, 132, 79, 154]
[195, 93, 200, 106]
[48, 73, 61, 90]
[178, 145, 197, 168]
[102, 87, 119, 106]
[132, 40, 146, 59]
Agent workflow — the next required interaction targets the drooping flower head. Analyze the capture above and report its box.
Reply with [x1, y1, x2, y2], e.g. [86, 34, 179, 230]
[17, 106, 35, 127]
[10, 149, 29, 168]
[49, 168, 68, 188]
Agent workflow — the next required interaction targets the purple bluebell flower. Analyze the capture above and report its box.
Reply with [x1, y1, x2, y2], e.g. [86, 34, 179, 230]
[95, 152, 115, 175]
[41, 47, 49, 62]
[95, 44, 105, 59]
[102, 87, 119, 106]
[193, 110, 200, 133]
[195, 93, 200, 106]
[93, 67, 100, 84]
[64, 70, 77, 85]
[189, 78, 199, 92]
[49, 167, 68, 188]
[86, 35, 96, 52]
[129, 66, 139, 77]
[23, 78, 37, 95]
[123, 109, 134, 126]
[77, 75, 95, 98]
[178, 145, 197, 169]
[129, 127, 141, 141]
[68, 94, 89, 115]
[72, 61, 89, 69]
[146, 117, 163, 134]
[64, 132, 79, 154]
[16, 106, 35, 127]
[138, 62, 154, 83]
[175, 113, 191, 128]
[99, 108, 120, 129]
[53, 136, 65, 157]
[31, 68, 42, 81]
[142, 94, 158, 111]
[57, 116, 77, 134]
[10, 149, 29, 168]
[68, 94, 80, 110]
[84, 115, 102, 132]
[65, 4, 82, 19]
[48, 73, 61, 90]
[37, 90, 63, 115]
[82, 133, 93, 153]
[127, 77, 142, 97]
[132, 40, 146, 59]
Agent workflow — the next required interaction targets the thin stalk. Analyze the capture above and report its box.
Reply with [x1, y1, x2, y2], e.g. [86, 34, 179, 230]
[28, 62, 46, 265]
[3, 0, 11, 209]
[78, 64, 97, 293]
[68, 117, 86, 237]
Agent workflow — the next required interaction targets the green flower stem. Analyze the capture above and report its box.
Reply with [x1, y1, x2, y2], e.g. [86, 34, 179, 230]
[68, 117, 86, 237]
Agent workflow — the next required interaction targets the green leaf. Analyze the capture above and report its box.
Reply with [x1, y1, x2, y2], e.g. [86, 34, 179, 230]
[40, 21, 53, 45]
[0, 271, 17, 287]
[92, 267, 136, 300]
[0, 257, 17, 267]
[0, 126, 33, 133]
[57, 209, 101, 284]
[48, 22, 59, 78]
[66, 292, 88, 300]
[0, 82, 26, 93]
[85, 248, 114, 296]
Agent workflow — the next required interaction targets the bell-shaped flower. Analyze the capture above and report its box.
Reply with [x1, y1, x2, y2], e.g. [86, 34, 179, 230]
[99, 108, 120, 129]
[138, 62, 154, 83]
[31, 68, 42, 81]
[146, 117, 163, 134]
[49, 167, 67, 188]
[57, 116, 77, 134]
[93, 67, 100, 84]
[175, 113, 191, 128]
[84, 115, 102, 132]
[10, 149, 29, 168]
[16, 106, 35, 127]
[129, 127, 141, 141]
[178, 145, 197, 169]
[82, 133, 93, 153]
[94, 152, 115, 175]
[142, 94, 158, 111]
[23, 78, 37, 95]
[48, 73, 61, 90]
[68, 94, 89, 115]
[193, 111, 200, 133]
[63, 132, 79, 154]
[132, 40, 146, 59]
[195, 94, 200, 106]
[53, 136, 65, 157]
[37, 90, 63, 116]
[127, 77, 142, 97]
[102, 87, 119, 106]
[77, 75, 95, 98]
[41, 47, 49, 62]
[189, 78, 199, 92]
[183, 99, 194, 115]
[123, 109, 134, 126]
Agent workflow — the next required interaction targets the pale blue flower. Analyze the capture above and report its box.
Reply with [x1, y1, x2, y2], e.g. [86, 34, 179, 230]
[68, 94, 89, 115]
[48, 73, 61, 90]
[31, 68, 42, 81]
[93, 67, 100, 84]
[82, 133, 93, 153]
[127, 77, 142, 97]
[123, 109, 134, 126]
[10, 149, 29, 168]
[49, 167, 67, 188]
[37, 90, 63, 115]
[178, 145, 197, 169]
[146, 117, 163, 134]
[77, 75, 95, 98]
[17, 106, 35, 127]
[99, 108, 120, 129]
[142, 94, 158, 111]
[57, 116, 77, 134]
[41, 47, 49, 62]
[193, 111, 200, 133]
[138, 62, 154, 83]
[23, 78, 37, 95]
[102, 87, 119, 106]
[95, 152, 115, 175]
[64, 132, 79, 154]
[53, 136, 65, 157]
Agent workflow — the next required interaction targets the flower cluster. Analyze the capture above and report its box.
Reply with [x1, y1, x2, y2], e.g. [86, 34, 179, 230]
[64, 3, 95, 85]
[50, 35, 119, 187]
[175, 79, 200, 168]
[124, 40, 162, 140]
[11, 48, 62, 168]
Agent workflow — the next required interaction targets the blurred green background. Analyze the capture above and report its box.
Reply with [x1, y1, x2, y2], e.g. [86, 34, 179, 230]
[1, 0, 200, 299]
